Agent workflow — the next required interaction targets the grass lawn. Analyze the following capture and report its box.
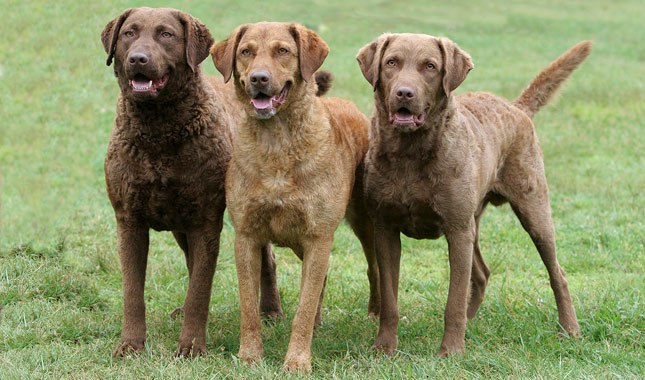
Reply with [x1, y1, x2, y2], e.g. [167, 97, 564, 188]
[1, 0, 643, 378]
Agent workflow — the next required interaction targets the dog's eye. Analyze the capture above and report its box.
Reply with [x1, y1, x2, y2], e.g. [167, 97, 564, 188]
[161, 31, 173, 38]
[427, 62, 436, 70]
[240, 48, 251, 56]
[278, 47, 289, 55]
[124, 30, 134, 38]
[386, 59, 397, 66]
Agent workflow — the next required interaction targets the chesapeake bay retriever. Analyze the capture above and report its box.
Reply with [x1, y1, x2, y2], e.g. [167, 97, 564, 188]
[101, 7, 283, 357]
[211, 22, 380, 371]
[356, 34, 591, 356]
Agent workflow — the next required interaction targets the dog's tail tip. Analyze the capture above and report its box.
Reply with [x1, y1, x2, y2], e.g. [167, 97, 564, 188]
[513, 40, 592, 118]
[315, 70, 334, 96]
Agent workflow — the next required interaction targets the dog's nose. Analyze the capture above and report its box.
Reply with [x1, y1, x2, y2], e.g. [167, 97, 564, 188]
[250, 70, 271, 85]
[128, 52, 149, 65]
[396, 86, 415, 100]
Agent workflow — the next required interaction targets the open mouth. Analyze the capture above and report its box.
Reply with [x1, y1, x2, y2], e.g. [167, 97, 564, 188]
[128, 73, 169, 94]
[389, 107, 426, 127]
[250, 82, 291, 118]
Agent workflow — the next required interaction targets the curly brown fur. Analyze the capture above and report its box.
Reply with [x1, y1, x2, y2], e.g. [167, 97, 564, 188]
[357, 34, 589, 357]
[101, 7, 282, 358]
[211, 22, 379, 372]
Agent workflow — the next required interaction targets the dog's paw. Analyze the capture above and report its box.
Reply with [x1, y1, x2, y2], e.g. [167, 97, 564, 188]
[368, 299, 381, 318]
[561, 322, 582, 339]
[373, 334, 397, 355]
[175, 338, 206, 358]
[112, 339, 145, 357]
[238, 346, 263, 364]
[260, 309, 285, 325]
[169, 307, 184, 320]
[436, 341, 465, 358]
[283, 353, 312, 373]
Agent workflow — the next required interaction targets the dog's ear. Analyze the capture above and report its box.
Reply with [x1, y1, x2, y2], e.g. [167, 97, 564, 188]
[211, 25, 248, 83]
[101, 8, 134, 66]
[356, 34, 392, 90]
[438, 37, 473, 96]
[175, 11, 214, 72]
[289, 24, 329, 82]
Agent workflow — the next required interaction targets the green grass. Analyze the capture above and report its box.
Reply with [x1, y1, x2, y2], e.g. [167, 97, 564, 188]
[1, 0, 643, 378]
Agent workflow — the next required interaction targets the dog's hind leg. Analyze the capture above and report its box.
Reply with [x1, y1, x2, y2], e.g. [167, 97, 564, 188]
[170, 231, 190, 319]
[260, 244, 284, 320]
[468, 213, 490, 319]
[510, 194, 580, 337]
[173, 231, 192, 277]
[346, 204, 381, 318]
[500, 161, 581, 337]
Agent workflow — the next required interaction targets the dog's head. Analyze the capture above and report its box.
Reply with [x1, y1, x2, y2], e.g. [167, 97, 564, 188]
[101, 7, 213, 101]
[211, 22, 329, 119]
[357, 33, 473, 133]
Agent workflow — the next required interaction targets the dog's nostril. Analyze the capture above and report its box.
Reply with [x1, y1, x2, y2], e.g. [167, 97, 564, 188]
[128, 52, 149, 65]
[250, 70, 270, 85]
[396, 86, 415, 99]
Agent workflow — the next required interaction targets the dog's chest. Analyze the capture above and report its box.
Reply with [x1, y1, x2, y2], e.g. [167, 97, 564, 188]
[367, 161, 445, 239]
[380, 195, 444, 240]
[107, 147, 225, 231]
[231, 161, 348, 246]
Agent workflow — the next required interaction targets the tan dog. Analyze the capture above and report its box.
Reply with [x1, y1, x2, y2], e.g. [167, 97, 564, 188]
[357, 34, 590, 356]
[211, 22, 380, 371]
[101, 7, 282, 357]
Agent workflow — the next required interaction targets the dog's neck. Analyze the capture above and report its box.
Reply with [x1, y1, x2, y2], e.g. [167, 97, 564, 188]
[119, 72, 212, 136]
[116, 72, 220, 157]
[372, 94, 456, 160]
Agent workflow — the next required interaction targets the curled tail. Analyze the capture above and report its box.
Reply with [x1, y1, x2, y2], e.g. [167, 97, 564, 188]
[315, 70, 334, 96]
[513, 40, 592, 118]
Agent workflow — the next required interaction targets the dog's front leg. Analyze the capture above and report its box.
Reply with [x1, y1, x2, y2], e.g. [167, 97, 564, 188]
[235, 234, 264, 364]
[283, 237, 332, 372]
[438, 223, 475, 357]
[113, 223, 149, 357]
[372, 224, 401, 355]
[176, 222, 222, 357]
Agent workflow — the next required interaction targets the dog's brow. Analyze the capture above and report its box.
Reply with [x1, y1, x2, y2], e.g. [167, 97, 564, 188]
[123, 22, 139, 31]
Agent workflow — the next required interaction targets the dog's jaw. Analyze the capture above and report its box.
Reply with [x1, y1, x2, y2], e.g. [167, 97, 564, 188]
[387, 107, 429, 133]
[128, 73, 170, 95]
[249, 82, 291, 119]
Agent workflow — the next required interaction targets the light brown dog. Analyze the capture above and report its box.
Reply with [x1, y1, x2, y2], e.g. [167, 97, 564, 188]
[101, 7, 282, 357]
[357, 34, 590, 356]
[211, 22, 380, 372]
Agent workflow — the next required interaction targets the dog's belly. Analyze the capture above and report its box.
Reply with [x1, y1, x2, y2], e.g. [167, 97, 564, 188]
[380, 201, 444, 240]
[111, 166, 224, 231]
[248, 198, 329, 247]
[137, 185, 203, 231]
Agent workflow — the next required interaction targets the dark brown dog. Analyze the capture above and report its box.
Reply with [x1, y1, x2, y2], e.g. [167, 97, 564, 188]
[357, 34, 590, 356]
[211, 22, 379, 372]
[101, 7, 282, 357]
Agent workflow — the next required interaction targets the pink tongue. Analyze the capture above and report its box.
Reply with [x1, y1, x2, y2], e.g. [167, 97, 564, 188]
[395, 112, 414, 122]
[251, 97, 272, 110]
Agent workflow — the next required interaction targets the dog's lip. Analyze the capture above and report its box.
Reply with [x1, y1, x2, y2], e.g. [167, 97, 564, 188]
[389, 107, 426, 126]
[250, 82, 291, 113]
[128, 73, 169, 94]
